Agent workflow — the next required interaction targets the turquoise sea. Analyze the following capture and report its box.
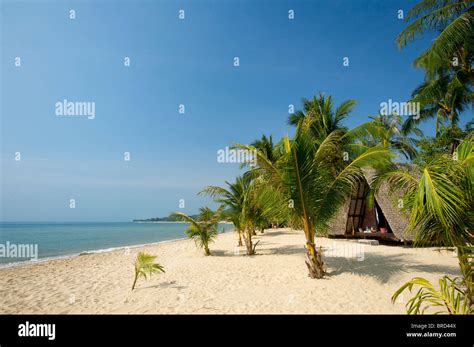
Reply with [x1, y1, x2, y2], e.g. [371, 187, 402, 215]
[0, 222, 233, 266]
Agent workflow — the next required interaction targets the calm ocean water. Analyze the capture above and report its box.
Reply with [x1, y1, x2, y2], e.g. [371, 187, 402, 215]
[0, 222, 234, 266]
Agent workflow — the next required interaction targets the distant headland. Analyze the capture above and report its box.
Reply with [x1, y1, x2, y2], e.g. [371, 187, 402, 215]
[132, 215, 198, 223]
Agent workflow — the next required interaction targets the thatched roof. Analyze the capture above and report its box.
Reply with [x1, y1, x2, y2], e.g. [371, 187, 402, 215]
[328, 168, 415, 241]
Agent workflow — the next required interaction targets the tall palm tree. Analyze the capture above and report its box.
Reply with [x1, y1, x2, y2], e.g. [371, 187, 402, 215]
[237, 125, 391, 278]
[171, 207, 223, 256]
[397, 0, 474, 83]
[251, 135, 276, 164]
[407, 72, 471, 135]
[398, 0, 474, 142]
[238, 179, 263, 254]
[378, 135, 473, 309]
[347, 113, 421, 160]
[414, 124, 472, 165]
[200, 176, 250, 247]
[201, 175, 284, 255]
[288, 93, 356, 141]
[241, 177, 286, 251]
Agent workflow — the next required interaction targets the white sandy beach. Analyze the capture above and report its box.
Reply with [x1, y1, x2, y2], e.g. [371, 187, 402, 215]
[0, 228, 460, 314]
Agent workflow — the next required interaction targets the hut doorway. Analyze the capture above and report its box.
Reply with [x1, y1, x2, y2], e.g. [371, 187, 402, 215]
[374, 200, 393, 234]
[345, 179, 393, 236]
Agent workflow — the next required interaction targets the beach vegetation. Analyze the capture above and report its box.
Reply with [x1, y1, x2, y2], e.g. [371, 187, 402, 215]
[201, 175, 285, 255]
[171, 207, 223, 256]
[392, 275, 473, 314]
[382, 136, 473, 313]
[131, 252, 165, 291]
[237, 119, 391, 277]
[201, 177, 249, 248]
[396, 0, 473, 88]
[346, 113, 421, 160]
[397, 0, 473, 140]
[385, 0, 474, 314]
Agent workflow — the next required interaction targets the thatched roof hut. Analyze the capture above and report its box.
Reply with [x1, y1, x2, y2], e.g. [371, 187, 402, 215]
[328, 169, 415, 243]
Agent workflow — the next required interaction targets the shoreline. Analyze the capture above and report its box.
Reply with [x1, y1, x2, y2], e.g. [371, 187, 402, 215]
[133, 221, 233, 224]
[0, 228, 234, 270]
[0, 228, 460, 314]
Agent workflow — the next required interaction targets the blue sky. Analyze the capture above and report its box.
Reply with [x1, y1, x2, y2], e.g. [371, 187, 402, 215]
[0, 0, 470, 221]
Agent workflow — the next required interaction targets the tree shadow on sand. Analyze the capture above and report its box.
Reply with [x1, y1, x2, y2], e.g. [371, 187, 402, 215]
[138, 280, 187, 291]
[259, 230, 298, 238]
[210, 243, 304, 257]
[263, 244, 305, 255]
[326, 253, 460, 284]
[209, 250, 240, 257]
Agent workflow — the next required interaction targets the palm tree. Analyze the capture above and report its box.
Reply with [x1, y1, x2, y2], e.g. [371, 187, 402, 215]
[201, 175, 284, 255]
[288, 93, 356, 141]
[238, 179, 262, 255]
[251, 135, 277, 164]
[347, 113, 421, 160]
[239, 178, 285, 253]
[397, 0, 474, 84]
[171, 207, 223, 256]
[131, 252, 165, 291]
[403, 71, 472, 140]
[398, 1, 474, 143]
[392, 275, 473, 314]
[237, 125, 391, 278]
[414, 124, 473, 165]
[200, 176, 249, 247]
[378, 135, 473, 311]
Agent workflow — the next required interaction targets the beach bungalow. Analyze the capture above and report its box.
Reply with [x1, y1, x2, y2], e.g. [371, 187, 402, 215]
[329, 170, 414, 243]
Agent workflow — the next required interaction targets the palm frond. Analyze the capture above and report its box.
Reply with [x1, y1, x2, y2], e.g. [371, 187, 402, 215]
[392, 276, 472, 314]
[132, 252, 165, 290]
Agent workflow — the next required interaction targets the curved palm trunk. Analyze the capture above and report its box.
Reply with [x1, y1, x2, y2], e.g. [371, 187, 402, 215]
[242, 228, 255, 255]
[435, 112, 441, 136]
[449, 112, 458, 154]
[305, 241, 325, 279]
[204, 246, 211, 256]
[131, 273, 138, 291]
[237, 230, 243, 246]
[303, 220, 325, 279]
[293, 142, 326, 279]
